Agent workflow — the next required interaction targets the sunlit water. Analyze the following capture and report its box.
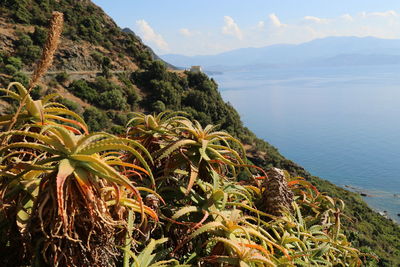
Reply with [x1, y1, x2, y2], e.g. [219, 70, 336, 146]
[212, 65, 400, 223]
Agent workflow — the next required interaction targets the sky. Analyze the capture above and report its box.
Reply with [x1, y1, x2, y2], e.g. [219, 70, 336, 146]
[92, 0, 400, 56]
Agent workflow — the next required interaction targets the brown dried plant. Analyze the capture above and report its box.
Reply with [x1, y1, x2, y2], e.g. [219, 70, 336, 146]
[4, 12, 63, 135]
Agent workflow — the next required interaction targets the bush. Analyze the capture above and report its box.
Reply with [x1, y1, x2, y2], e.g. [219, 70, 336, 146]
[69, 80, 97, 102]
[55, 71, 69, 83]
[83, 106, 110, 131]
[12, 72, 29, 87]
[146, 60, 167, 80]
[6, 57, 22, 70]
[110, 125, 125, 134]
[93, 76, 114, 93]
[56, 98, 81, 114]
[4, 64, 17, 75]
[31, 26, 47, 46]
[151, 100, 165, 113]
[149, 80, 181, 108]
[125, 87, 140, 107]
[26, 45, 41, 61]
[96, 89, 127, 110]
[91, 51, 103, 64]
[14, 33, 41, 62]
[107, 110, 128, 126]
[117, 73, 140, 107]
[13, 0, 31, 23]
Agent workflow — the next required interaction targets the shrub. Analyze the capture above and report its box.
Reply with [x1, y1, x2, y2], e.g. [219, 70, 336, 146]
[69, 79, 97, 102]
[150, 80, 181, 108]
[14, 33, 41, 62]
[91, 51, 103, 64]
[12, 0, 31, 23]
[97, 89, 127, 110]
[110, 124, 125, 134]
[31, 26, 47, 46]
[106, 110, 128, 126]
[151, 100, 165, 113]
[55, 71, 69, 83]
[93, 76, 114, 93]
[11, 72, 29, 87]
[4, 64, 17, 75]
[56, 97, 81, 114]
[6, 57, 22, 70]
[83, 106, 110, 131]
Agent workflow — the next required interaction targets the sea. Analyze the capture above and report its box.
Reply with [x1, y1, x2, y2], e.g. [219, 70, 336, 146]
[211, 65, 400, 223]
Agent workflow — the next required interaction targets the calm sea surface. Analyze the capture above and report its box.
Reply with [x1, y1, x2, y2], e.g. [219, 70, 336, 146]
[212, 65, 400, 223]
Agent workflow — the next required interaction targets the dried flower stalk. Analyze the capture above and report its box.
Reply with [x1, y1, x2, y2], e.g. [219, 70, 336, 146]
[29, 11, 64, 90]
[4, 12, 63, 134]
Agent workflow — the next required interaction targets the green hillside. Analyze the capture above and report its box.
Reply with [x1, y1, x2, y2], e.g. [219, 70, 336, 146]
[0, 0, 399, 265]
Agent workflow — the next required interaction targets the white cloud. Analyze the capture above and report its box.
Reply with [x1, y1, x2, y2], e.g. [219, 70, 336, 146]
[136, 19, 169, 51]
[364, 10, 398, 17]
[179, 28, 193, 37]
[222, 16, 243, 40]
[303, 16, 328, 24]
[166, 10, 400, 55]
[269, 13, 286, 27]
[341, 14, 353, 21]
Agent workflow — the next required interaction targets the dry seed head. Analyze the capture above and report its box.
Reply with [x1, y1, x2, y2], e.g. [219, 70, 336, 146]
[29, 12, 64, 90]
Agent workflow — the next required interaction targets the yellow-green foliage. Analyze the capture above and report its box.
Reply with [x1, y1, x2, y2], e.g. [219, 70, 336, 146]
[0, 83, 370, 266]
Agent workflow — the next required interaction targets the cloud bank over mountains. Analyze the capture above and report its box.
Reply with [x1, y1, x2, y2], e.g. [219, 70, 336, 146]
[135, 10, 400, 55]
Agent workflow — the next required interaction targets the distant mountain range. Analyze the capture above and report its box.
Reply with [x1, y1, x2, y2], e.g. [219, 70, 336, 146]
[160, 36, 400, 71]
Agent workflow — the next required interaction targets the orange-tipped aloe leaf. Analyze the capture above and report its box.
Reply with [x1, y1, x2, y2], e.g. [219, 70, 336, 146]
[45, 114, 88, 134]
[73, 167, 95, 202]
[78, 143, 154, 186]
[238, 243, 272, 259]
[56, 159, 76, 227]
[45, 107, 87, 127]
[106, 160, 149, 176]
[186, 164, 199, 195]
[119, 198, 158, 222]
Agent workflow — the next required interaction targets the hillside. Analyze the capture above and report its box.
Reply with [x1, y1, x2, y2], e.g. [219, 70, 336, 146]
[161, 36, 400, 71]
[0, 0, 399, 265]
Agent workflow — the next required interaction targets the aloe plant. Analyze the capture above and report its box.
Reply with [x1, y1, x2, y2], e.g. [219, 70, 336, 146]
[0, 87, 157, 266]
[0, 82, 369, 266]
[0, 82, 88, 133]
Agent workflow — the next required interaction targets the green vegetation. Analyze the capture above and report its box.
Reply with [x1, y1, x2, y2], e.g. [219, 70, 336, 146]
[68, 76, 138, 110]
[0, 83, 367, 266]
[0, 0, 399, 265]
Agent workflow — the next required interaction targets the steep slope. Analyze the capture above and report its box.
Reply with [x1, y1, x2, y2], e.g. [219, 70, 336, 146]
[0, 0, 399, 265]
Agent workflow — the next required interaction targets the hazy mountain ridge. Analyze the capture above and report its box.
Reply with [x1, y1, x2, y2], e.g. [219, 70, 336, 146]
[161, 36, 400, 71]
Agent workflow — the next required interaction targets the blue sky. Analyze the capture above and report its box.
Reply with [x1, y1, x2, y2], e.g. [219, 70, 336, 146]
[92, 0, 400, 55]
